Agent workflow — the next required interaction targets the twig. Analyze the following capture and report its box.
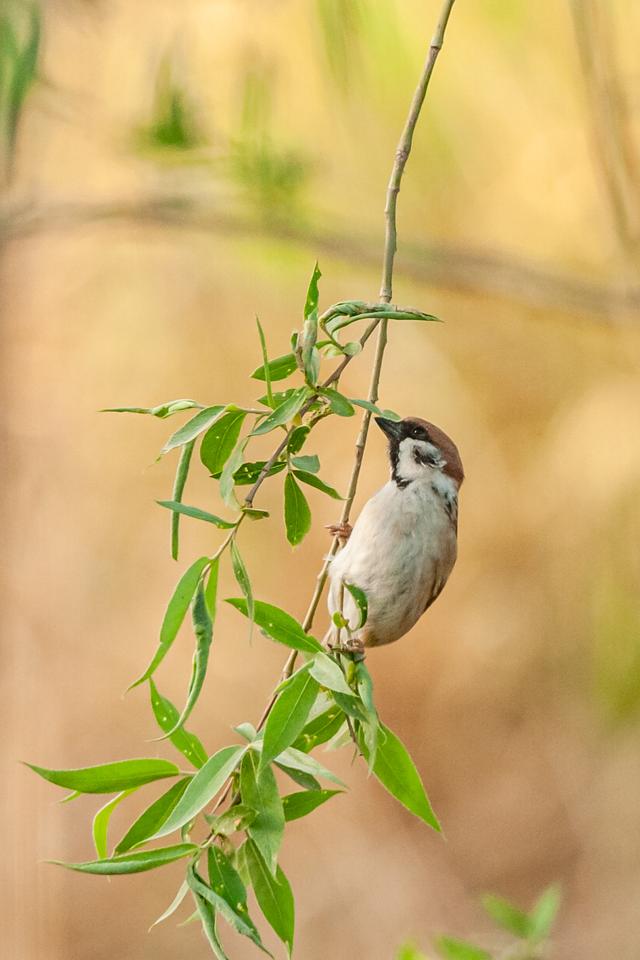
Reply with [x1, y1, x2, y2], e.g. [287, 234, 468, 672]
[256, 0, 457, 722]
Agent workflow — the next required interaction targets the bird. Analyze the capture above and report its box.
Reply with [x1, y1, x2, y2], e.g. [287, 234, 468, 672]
[327, 416, 463, 651]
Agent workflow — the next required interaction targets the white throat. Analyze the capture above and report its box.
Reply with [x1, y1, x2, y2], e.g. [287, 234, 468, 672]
[394, 437, 446, 486]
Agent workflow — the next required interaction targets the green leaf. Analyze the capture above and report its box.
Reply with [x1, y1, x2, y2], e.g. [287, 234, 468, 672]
[481, 894, 531, 938]
[219, 437, 247, 508]
[287, 425, 310, 455]
[275, 746, 346, 787]
[244, 840, 295, 956]
[258, 388, 296, 410]
[322, 388, 354, 417]
[304, 261, 321, 320]
[360, 723, 440, 831]
[51, 843, 197, 875]
[434, 936, 491, 960]
[149, 680, 208, 768]
[170, 440, 195, 560]
[274, 763, 321, 792]
[161, 581, 214, 737]
[204, 557, 220, 621]
[188, 862, 268, 955]
[345, 582, 368, 628]
[251, 353, 298, 383]
[308, 653, 354, 697]
[150, 745, 246, 839]
[192, 890, 229, 960]
[244, 507, 269, 520]
[26, 757, 180, 794]
[129, 556, 210, 689]
[282, 789, 342, 822]
[396, 943, 429, 960]
[231, 460, 286, 486]
[292, 470, 343, 499]
[102, 399, 201, 419]
[115, 777, 191, 853]
[200, 409, 247, 475]
[92, 789, 135, 858]
[240, 750, 284, 874]
[284, 473, 311, 546]
[230, 540, 253, 634]
[150, 879, 190, 929]
[355, 661, 379, 769]
[252, 387, 310, 436]
[163, 405, 225, 452]
[290, 454, 319, 473]
[207, 847, 269, 953]
[262, 669, 320, 769]
[255, 316, 274, 408]
[528, 884, 561, 943]
[157, 500, 236, 529]
[350, 398, 400, 420]
[226, 599, 323, 654]
[291, 705, 345, 753]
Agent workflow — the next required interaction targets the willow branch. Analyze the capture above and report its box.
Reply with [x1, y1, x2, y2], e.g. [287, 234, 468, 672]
[256, 0, 457, 723]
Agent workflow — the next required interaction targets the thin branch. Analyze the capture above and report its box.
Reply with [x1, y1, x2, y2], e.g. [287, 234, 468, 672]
[256, 0, 457, 722]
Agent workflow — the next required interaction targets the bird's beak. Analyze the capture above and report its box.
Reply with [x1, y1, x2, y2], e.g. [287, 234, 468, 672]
[375, 416, 403, 440]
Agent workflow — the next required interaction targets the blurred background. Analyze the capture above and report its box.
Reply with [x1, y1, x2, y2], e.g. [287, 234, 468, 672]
[2, 1, 640, 958]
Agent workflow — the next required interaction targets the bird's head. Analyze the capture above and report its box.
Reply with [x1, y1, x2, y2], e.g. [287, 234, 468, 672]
[374, 416, 464, 489]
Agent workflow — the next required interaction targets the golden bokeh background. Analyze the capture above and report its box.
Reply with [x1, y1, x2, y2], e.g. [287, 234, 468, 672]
[3, 1, 640, 958]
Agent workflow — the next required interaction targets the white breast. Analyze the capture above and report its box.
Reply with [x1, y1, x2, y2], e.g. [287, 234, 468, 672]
[328, 477, 457, 646]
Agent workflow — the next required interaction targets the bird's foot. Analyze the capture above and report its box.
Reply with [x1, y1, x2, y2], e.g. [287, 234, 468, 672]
[329, 635, 365, 661]
[326, 521, 352, 542]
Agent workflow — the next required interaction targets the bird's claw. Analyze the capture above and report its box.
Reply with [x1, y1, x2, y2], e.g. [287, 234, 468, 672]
[328, 634, 366, 661]
[326, 521, 352, 541]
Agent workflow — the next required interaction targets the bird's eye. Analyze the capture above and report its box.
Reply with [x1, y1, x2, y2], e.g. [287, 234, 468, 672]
[412, 426, 427, 440]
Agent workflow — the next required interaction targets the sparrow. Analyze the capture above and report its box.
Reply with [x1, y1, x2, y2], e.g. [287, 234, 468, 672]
[327, 416, 463, 650]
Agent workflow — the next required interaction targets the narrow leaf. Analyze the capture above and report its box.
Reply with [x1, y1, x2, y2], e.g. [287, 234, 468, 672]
[115, 778, 191, 853]
[226, 599, 323, 654]
[150, 879, 189, 929]
[284, 473, 311, 546]
[149, 680, 208, 768]
[309, 653, 354, 697]
[27, 758, 179, 794]
[92, 789, 135, 859]
[150, 745, 246, 839]
[207, 847, 269, 953]
[282, 789, 342, 822]
[291, 705, 345, 753]
[322, 388, 354, 417]
[528, 885, 562, 943]
[360, 723, 440, 831]
[163, 405, 225, 452]
[252, 387, 310, 437]
[162, 580, 214, 737]
[350, 398, 400, 420]
[255, 317, 273, 408]
[262, 670, 320, 769]
[434, 937, 491, 960]
[251, 353, 298, 383]
[230, 541, 253, 634]
[481, 894, 531, 938]
[292, 469, 342, 500]
[219, 437, 247, 508]
[102, 399, 201, 419]
[170, 440, 195, 560]
[290, 454, 319, 473]
[244, 840, 295, 955]
[230, 460, 286, 486]
[200, 410, 247, 475]
[287, 425, 310, 455]
[275, 746, 346, 787]
[304, 261, 321, 319]
[129, 556, 210, 689]
[50, 843, 197, 875]
[192, 891, 229, 960]
[344, 582, 368, 628]
[158, 500, 236, 529]
[240, 751, 284, 875]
